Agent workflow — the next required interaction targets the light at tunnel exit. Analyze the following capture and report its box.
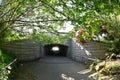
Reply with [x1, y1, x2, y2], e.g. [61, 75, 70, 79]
[52, 46, 59, 51]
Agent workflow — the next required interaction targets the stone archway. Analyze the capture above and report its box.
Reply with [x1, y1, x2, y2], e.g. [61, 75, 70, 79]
[44, 43, 68, 56]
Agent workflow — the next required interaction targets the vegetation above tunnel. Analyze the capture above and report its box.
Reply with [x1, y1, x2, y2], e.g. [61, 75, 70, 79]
[0, 0, 120, 45]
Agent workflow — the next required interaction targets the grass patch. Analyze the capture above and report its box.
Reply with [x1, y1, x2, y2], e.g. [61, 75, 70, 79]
[0, 50, 16, 69]
[0, 49, 17, 80]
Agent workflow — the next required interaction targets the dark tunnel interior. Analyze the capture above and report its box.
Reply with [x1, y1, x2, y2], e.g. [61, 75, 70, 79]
[44, 44, 68, 56]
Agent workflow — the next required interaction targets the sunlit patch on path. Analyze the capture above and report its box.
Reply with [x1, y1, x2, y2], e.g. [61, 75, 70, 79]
[77, 69, 91, 74]
[61, 74, 75, 80]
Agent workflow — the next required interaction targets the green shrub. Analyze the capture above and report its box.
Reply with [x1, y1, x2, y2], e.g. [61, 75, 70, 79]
[0, 49, 16, 80]
[0, 50, 16, 69]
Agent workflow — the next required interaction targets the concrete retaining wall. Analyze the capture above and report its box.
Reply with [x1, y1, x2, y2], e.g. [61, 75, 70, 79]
[69, 38, 110, 63]
[0, 38, 110, 63]
[0, 39, 42, 61]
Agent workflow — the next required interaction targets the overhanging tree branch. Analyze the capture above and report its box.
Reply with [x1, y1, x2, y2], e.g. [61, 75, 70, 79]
[9, 3, 21, 20]
[40, 0, 71, 20]
[5, 19, 77, 24]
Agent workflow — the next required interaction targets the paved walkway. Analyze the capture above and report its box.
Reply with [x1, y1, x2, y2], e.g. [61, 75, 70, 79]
[15, 57, 92, 80]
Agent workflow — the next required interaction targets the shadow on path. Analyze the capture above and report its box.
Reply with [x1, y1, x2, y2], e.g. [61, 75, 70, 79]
[15, 57, 92, 80]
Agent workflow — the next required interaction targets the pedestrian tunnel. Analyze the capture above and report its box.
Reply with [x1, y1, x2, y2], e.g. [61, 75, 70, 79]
[44, 43, 68, 56]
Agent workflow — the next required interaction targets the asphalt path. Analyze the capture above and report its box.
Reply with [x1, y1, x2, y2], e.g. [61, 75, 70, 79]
[15, 57, 92, 80]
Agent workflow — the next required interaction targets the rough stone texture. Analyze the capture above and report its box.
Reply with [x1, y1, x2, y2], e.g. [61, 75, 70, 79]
[82, 41, 109, 59]
[0, 39, 41, 61]
[69, 38, 110, 63]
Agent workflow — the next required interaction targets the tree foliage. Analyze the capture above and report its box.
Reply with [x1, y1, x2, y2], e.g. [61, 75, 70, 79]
[0, 0, 120, 44]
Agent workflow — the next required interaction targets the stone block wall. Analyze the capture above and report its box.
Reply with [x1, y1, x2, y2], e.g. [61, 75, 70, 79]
[69, 38, 111, 63]
[0, 39, 42, 61]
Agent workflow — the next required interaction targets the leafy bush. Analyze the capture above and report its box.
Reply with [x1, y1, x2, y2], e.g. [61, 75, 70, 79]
[0, 49, 16, 80]
[0, 50, 16, 69]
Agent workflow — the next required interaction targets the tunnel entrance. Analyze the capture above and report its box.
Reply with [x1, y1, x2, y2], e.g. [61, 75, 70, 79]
[44, 44, 68, 56]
